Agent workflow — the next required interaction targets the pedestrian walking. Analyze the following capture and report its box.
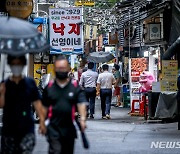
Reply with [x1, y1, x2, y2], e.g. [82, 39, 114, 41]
[113, 64, 123, 107]
[42, 55, 87, 154]
[0, 55, 46, 154]
[73, 67, 79, 81]
[97, 64, 116, 119]
[79, 62, 98, 119]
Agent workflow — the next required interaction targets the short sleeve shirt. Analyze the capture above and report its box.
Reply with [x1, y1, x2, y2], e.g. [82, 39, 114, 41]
[79, 69, 98, 88]
[2, 77, 40, 136]
[97, 71, 116, 89]
[114, 70, 122, 86]
[42, 80, 87, 138]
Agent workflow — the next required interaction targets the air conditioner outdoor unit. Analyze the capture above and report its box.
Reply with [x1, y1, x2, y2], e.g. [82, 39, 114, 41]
[148, 23, 161, 41]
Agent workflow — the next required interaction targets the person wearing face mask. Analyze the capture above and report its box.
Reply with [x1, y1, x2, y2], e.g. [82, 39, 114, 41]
[41, 55, 88, 154]
[0, 55, 46, 154]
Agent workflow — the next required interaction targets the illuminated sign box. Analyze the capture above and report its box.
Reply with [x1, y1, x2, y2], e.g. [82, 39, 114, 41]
[75, 0, 95, 6]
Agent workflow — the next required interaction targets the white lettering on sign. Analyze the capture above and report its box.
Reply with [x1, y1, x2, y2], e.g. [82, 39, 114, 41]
[49, 8, 83, 54]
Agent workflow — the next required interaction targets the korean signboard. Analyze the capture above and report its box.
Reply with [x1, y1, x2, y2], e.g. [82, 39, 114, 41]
[109, 32, 118, 45]
[103, 38, 108, 45]
[6, 0, 33, 19]
[129, 58, 149, 110]
[131, 58, 149, 82]
[49, 8, 84, 54]
[162, 60, 178, 79]
[160, 80, 177, 91]
[161, 60, 178, 91]
[85, 25, 97, 40]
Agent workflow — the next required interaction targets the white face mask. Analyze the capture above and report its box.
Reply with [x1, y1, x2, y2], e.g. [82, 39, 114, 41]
[10, 65, 24, 77]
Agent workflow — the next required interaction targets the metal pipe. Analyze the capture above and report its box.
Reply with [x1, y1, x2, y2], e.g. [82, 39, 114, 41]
[162, 36, 180, 60]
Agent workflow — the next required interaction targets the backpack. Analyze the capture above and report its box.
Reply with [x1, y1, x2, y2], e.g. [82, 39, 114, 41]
[47, 79, 78, 121]
[46, 79, 89, 149]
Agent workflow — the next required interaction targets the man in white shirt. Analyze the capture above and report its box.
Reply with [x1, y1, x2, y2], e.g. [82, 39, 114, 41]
[97, 64, 116, 119]
[79, 62, 98, 119]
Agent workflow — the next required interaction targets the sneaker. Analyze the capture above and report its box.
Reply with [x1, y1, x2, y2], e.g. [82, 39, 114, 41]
[106, 114, 111, 119]
[115, 102, 121, 107]
[102, 116, 107, 119]
[89, 114, 94, 119]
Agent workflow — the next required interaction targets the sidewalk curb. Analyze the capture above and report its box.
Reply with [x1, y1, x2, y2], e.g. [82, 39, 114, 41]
[146, 120, 163, 123]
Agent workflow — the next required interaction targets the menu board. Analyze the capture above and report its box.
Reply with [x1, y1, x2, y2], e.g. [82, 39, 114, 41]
[161, 60, 178, 91]
[162, 60, 178, 79]
[161, 80, 177, 91]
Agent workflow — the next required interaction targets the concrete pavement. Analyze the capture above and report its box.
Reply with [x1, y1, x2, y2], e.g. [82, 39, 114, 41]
[33, 99, 180, 154]
[0, 99, 179, 153]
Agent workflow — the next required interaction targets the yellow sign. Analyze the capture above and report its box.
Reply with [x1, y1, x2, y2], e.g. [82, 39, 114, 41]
[6, 0, 33, 19]
[162, 60, 178, 79]
[160, 80, 177, 91]
[34, 64, 41, 85]
[34, 64, 55, 86]
[75, 0, 95, 6]
[161, 60, 178, 91]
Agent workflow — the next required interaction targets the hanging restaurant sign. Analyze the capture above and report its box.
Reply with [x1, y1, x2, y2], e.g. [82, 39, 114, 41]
[6, 0, 33, 19]
[49, 8, 84, 54]
[85, 25, 97, 40]
[109, 32, 118, 45]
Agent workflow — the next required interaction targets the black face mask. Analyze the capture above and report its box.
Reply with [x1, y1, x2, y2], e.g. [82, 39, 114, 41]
[56, 71, 68, 80]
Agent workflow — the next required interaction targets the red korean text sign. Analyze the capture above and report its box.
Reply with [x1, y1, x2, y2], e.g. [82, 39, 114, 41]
[49, 8, 84, 54]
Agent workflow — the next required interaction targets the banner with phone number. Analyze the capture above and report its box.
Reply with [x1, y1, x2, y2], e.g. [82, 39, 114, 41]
[49, 7, 84, 55]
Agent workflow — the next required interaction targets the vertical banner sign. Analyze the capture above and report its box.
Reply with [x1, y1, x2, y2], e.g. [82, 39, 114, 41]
[161, 60, 178, 91]
[129, 58, 149, 110]
[85, 25, 97, 40]
[49, 8, 84, 54]
[109, 32, 118, 45]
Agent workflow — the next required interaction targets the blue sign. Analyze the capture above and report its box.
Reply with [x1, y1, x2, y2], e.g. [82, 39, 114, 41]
[103, 38, 108, 45]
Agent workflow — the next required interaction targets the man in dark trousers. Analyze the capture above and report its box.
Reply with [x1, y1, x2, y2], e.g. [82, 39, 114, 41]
[0, 55, 46, 153]
[42, 56, 87, 154]
[97, 64, 116, 119]
[79, 62, 98, 119]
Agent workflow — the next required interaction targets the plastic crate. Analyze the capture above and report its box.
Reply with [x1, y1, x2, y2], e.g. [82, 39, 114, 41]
[123, 101, 130, 108]
[123, 93, 130, 101]
[122, 84, 130, 93]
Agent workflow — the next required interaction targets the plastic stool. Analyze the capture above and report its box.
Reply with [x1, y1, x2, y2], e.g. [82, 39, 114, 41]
[131, 100, 140, 113]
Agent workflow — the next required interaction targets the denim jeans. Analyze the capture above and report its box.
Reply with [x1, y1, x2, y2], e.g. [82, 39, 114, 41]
[100, 89, 112, 116]
[84, 87, 96, 115]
